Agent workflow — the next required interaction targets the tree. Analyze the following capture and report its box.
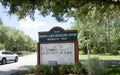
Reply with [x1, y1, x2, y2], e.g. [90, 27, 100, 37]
[0, 0, 120, 21]
[70, 8, 120, 54]
[0, 43, 5, 49]
[0, 18, 3, 25]
[1, 0, 120, 54]
[0, 21, 36, 52]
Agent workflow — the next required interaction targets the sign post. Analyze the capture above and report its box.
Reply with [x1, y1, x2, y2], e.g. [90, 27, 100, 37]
[87, 43, 91, 60]
[37, 26, 78, 65]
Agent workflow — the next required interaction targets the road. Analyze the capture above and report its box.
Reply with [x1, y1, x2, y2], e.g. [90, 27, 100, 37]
[0, 53, 37, 75]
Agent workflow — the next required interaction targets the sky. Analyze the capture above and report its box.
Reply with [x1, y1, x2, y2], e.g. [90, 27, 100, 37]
[0, 4, 74, 41]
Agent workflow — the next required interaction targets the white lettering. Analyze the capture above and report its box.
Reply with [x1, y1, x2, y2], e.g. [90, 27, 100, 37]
[68, 33, 76, 36]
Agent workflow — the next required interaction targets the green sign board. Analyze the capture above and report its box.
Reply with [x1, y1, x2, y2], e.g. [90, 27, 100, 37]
[39, 27, 77, 42]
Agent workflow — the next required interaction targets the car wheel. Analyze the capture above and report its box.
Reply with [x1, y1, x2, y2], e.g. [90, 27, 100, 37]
[14, 57, 18, 62]
[1, 58, 7, 65]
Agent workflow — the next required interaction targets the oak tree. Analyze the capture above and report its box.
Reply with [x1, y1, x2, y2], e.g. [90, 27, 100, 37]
[0, 0, 120, 21]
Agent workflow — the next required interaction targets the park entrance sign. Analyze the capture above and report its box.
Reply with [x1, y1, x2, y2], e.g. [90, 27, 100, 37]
[37, 26, 78, 65]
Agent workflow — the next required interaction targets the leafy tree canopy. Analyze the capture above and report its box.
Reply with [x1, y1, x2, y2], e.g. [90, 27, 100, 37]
[0, 20, 36, 52]
[0, 18, 3, 25]
[0, 0, 120, 22]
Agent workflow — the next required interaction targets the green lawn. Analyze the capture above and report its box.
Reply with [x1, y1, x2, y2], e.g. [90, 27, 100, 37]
[107, 65, 120, 75]
[79, 54, 120, 61]
[18, 51, 36, 56]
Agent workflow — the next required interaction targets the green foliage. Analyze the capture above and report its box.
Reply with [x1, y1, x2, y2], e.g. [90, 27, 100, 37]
[0, 21, 36, 52]
[110, 51, 119, 55]
[1, 0, 120, 55]
[1, 0, 120, 22]
[28, 65, 51, 75]
[70, 7, 120, 55]
[71, 62, 82, 74]
[0, 18, 3, 25]
[27, 66, 39, 73]
[16, 63, 83, 75]
[59, 65, 71, 74]
[107, 65, 120, 75]
[41, 65, 51, 74]
[86, 57, 107, 75]
[0, 43, 5, 50]
[58, 63, 83, 74]
[17, 51, 35, 56]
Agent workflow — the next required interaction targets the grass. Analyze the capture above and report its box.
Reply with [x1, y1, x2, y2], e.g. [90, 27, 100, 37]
[17, 51, 36, 56]
[107, 65, 120, 75]
[79, 54, 120, 61]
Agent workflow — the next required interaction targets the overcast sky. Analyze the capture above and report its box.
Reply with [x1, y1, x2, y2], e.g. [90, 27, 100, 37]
[0, 4, 74, 41]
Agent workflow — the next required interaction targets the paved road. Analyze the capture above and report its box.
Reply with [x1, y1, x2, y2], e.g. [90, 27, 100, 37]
[0, 53, 37, 75]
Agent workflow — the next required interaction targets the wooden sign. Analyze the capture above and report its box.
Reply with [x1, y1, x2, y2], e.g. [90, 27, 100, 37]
[37, 26, 78, 65]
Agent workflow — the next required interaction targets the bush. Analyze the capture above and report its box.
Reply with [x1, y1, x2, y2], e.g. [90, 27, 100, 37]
[107, 65, 120, 75]
[86, 57, 107, 75]
[58, 63, 83, 75]
[59, 65, 71, 74]
[71, 62, 82, 74]
[0, 43, 5, 50]
[38, 65, 51, 74]
[110, 51, 119, 55]
[11, 64, 85, 75]
[27, 66, 41, 73]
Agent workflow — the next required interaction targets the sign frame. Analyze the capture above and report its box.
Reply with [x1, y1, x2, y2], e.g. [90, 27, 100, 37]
[37, 26, 78, 65]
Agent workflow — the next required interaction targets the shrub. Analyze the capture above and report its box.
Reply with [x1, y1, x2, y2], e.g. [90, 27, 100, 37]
[111, 51, 119, 55]
[39, 65, 51, 74]
[0, 43, 5, 50]
[59, 65, 70, 74]
[71, 62, 82, 74]
[27, 65, 51, 75]
[27, 66, 41, 73]
[86, 57, 107, 75]
[107, 65, 120, 75]
[12, 63, 87, 75]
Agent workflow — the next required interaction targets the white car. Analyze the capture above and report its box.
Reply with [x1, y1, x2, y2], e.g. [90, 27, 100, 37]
[0, 50, 18, 65]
